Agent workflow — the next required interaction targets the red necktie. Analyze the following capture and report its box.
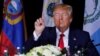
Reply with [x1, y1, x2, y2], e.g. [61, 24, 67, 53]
[58, 34, 64, 49]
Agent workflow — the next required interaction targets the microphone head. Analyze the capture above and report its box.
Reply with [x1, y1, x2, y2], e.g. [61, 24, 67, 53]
[61, 48, 67, 54]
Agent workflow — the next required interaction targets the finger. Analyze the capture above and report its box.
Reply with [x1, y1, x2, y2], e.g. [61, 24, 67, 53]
[34, 21, 38, 27]
[38, 18, 44, 25]
[35, 19, 40, 26]
[36, 19, 43, 26]
[36, 18, 40, 23]
[39, 18, 44, 25]
[37, 20, 41, 26]
[38, 18, 42, 23]
[34, 23, 37, 29]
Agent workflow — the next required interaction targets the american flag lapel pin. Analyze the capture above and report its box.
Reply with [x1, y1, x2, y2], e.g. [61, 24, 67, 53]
[73, 37, 76, 41]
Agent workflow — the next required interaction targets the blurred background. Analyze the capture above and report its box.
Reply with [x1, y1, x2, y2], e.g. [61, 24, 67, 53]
[0, 0, 85, 37]
[0, 0, 100, 55]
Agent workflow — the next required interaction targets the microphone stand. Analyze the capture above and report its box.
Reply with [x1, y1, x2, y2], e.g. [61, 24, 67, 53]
[72, 40, 95, 56]
[73, 41, 100, 56]
[61, 47, 70, 56]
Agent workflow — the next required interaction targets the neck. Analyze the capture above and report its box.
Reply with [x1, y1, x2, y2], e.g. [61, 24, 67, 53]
[58, 27, 68, 33]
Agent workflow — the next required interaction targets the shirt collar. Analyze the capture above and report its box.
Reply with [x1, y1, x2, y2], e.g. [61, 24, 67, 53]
[56, 27, 69, 36]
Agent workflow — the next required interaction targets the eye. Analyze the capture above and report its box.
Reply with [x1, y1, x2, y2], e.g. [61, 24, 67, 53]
[53, 13, 59, 16]
[62, 13, 69, 16]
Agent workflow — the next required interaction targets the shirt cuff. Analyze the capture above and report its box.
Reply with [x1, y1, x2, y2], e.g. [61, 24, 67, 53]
[33, 31, 41, 41]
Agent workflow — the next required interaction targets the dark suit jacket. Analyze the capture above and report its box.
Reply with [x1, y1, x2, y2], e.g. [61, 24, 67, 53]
[25, 27, 99, 56]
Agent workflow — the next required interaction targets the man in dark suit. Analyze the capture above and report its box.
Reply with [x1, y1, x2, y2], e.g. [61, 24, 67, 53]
[25, 4, 99, 56]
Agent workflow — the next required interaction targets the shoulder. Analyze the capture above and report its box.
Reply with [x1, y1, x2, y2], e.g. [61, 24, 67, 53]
[70, 29, 90, 40]
[72, 29, 90, 36]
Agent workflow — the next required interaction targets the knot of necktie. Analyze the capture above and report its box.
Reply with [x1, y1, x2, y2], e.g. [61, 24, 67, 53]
[60, 34, 65, 37]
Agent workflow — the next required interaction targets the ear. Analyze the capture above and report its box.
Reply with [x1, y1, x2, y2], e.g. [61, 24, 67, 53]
[70, 18, 72, 23]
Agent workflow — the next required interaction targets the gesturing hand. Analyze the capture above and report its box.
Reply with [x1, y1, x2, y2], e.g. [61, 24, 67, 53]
[34, 18, 45, 36]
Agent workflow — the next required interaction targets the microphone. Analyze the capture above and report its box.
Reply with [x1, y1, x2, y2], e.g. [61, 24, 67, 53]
[73, 40, 95, 56]
[61, 48, 67, 54]
[61, 47, 70, 56]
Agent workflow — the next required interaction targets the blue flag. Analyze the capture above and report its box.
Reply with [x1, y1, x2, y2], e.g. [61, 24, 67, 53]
[84, 0, 100, 54]
[0, 0, 25, 56]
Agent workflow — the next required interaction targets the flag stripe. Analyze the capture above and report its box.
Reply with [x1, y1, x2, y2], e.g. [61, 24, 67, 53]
[0, 32, 16, 56]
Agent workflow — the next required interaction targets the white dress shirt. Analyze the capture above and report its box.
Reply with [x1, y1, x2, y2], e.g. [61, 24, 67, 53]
[33, 28, 70, 49]
[56, 28, 69, 49]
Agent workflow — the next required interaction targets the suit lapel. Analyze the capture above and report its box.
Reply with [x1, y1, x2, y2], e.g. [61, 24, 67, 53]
[49, 27, 57, 46]
[68, 29, 77, 55]
[53, 27, 57, 45]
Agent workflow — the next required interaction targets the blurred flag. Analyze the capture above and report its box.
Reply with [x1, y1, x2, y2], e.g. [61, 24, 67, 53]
[42, 0, 62, 27]
[0, 0, 25, 56]
[84, 0, 100, 54]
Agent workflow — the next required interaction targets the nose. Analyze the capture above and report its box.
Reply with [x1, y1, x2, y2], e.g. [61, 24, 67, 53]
[59, 15, 63, 20]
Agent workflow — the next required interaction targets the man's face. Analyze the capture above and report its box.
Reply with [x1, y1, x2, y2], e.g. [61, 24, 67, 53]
[53, 8, 72, 30]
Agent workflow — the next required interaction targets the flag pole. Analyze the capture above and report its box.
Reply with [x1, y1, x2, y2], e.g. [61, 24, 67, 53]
[21, 0, 28, 41]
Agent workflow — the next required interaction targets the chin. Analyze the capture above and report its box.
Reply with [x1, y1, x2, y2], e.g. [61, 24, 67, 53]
[59, 25, 65, 28]
[59, 26, 65, 28]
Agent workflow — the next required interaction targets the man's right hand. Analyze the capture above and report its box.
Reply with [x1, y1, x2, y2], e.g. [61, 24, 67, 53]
[34, 18, 45, 36]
